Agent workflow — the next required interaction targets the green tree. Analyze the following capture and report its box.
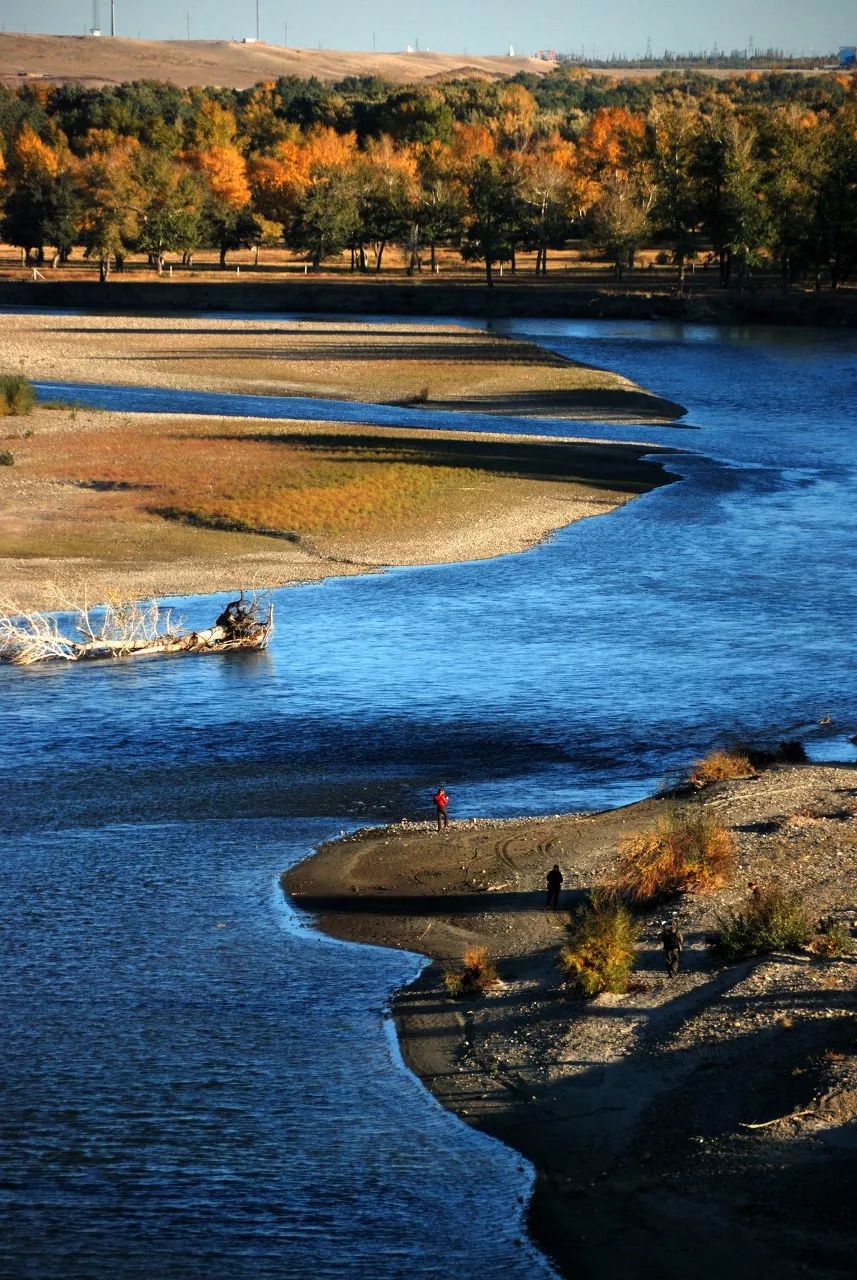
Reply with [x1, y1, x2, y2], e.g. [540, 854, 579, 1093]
[648, 104, 701, 286]
[460, 157, 522, 286]
[283, 169, 359, 270]
[695, 114, 768, 288]
[1, 171, 77, 266]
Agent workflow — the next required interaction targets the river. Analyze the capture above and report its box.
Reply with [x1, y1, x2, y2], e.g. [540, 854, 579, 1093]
[2, 318, 856, 1278]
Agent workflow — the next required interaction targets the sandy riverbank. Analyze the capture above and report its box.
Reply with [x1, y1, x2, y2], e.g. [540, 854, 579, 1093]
[0, 313, 686, 422]
[284, 764, 857, 1280]
[0, 407, 676, 610]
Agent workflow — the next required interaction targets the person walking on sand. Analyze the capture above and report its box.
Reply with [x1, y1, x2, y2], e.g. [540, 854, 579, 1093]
[660, 919, 683, 978]
[432, 786, 449, 832]
[546, 864, 564, 909]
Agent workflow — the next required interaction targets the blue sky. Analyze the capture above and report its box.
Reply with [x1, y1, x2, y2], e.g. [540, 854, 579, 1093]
[3, 0, 855, 57]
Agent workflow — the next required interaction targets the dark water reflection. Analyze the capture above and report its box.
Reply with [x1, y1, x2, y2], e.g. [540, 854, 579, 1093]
[3, 317, 857, 1277]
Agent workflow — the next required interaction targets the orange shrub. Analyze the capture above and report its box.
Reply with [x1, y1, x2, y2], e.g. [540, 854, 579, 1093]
[689, 750, 756, 788]
[615, 807, 734, 905]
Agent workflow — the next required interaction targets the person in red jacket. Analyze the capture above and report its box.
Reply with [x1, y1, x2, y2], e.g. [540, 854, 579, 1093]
[432, 786, 449, 832]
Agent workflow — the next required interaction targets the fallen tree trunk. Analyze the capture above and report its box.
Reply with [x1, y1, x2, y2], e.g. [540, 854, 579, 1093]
[0, 595, 273, 666]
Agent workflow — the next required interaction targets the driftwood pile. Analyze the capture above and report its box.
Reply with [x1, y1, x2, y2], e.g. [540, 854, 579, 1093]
[0, 593, 273, 666]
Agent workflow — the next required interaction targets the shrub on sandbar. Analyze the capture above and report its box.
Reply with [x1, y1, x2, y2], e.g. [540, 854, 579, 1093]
[713, 886, 813, 961]
[808, 921, 854, 960]
[442, 946, 498, 999]
[615, 806, 734, 906]
[0, 375, 36, 417]
[558, 892, 639, 998]
[689, 749, 756, 788]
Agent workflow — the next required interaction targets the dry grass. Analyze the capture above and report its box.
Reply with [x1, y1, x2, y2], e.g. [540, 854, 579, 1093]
[689, 749, 757, 788]
[614, 806, 735, 906]
[558, 892, 639, 998]
[442, 946, 498, 999]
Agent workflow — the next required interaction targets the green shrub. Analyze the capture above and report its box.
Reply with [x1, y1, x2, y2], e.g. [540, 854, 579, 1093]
[442, 946, 498, 999]
[0, 450, 14, 466]
[0, 375, 36, 417]
[809, 922, 854, 959]
[713, 886, 813, 960]
[615, 806, 734, 905]
[558, 892, 639, 998]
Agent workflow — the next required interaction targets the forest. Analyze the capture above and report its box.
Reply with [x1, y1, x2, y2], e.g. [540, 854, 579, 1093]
[0, 64, 855, 287]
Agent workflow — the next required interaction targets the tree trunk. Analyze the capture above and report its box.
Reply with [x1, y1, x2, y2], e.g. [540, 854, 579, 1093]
[99, 257, 110, 283]
[375, 240, 386, 271]
[220, 244, 228, 268]
[51, 251, 60, 269]
[430, 241, 437, 272]
[510, 247, 517, 274]
[485, 258, 494, 287]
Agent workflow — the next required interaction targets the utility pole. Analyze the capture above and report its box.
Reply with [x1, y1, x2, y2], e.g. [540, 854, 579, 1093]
[186, 10, 190, 39]
[284, 20, 288, 46]
[256, 0, 260, 42]
[110, 0, 115, 36]
[372, 31, 376, 53]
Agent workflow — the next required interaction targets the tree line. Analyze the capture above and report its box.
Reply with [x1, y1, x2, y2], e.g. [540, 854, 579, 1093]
[0, 69, 855, 288]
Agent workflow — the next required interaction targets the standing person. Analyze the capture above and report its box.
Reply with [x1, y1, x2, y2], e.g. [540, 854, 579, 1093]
[432, 785, 449, 832]
[660, 918, 683, 978]
[546, 864, 564, 909]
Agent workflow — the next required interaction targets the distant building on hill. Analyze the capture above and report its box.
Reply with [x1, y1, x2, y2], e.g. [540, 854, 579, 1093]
[839, 46, 856, 66]
[534, 48, 558, 61]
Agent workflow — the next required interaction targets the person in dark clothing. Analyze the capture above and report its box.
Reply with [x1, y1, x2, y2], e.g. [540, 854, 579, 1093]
[546, 864, 564, 909]
[660, 920, 683, 977]
[432, 786, 449, 832]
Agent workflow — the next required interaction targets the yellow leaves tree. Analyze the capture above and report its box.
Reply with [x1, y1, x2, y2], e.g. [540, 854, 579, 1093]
[579, 107, 646, 180]
[249, 126, 355, 226]
[74, 139, 142, 281]
[184, 97, 239, 150]
[496, 83, 538, 154]
[192, 145, 251, 208]
[11, 124, 59, 180]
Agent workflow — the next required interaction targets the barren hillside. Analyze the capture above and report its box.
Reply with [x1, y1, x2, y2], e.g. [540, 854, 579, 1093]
[0, 33, 555, 89]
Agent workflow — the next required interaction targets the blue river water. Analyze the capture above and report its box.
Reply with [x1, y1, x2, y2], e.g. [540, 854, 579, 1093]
[3, 316, 857, 1278]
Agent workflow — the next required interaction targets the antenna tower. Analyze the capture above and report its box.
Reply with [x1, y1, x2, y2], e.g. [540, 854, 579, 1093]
[645, 35, 652, 60]
[91, 0, 100, 33]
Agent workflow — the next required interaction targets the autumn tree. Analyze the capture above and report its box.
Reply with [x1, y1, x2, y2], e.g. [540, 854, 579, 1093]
[520, 134, 582, 274]
[414, 141, 466, 272]
[189, 142, 259, 267]
[2, 124, 77, 265]
[74, 140, 141, 281]
[358, 136, 418, 271]
[588, 176, 650, 279]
